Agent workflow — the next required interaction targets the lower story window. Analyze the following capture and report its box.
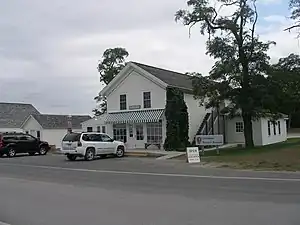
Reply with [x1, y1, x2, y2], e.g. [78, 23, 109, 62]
[113, 124, 127, 143]
[146, 122, 162, 143]
[235, 122, 244, 133]
[102, 126, 106, 133]
[273, 121, 277, 135]
[87, 127, 93, 132]
[136, 124, 144, 140]
[37, 131, 41, 139]
[97, 126, 101, 132]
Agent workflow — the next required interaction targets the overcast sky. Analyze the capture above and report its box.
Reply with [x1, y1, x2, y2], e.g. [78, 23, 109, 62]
[0, 0, 298, 115]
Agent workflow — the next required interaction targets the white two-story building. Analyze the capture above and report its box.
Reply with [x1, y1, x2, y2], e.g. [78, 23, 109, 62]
[82, 62, 288, 149]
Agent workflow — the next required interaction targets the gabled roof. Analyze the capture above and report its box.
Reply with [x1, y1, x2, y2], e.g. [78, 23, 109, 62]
[132, 62, 194, 91]
[30, 114, 91, 129]
[100, 61, 194, 97]
[0, 102, 40, 128]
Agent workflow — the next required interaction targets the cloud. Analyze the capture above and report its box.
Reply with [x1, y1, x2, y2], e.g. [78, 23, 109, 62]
[259, 0, 283, 5]
[0, 0, 298, 115]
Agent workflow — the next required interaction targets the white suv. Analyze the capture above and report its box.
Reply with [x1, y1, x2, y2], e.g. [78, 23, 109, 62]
[61, 132, 125, 161]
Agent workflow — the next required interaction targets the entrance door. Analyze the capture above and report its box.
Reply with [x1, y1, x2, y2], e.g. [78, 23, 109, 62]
[127, 124, 135, 149]
[135, 124, 144, 149]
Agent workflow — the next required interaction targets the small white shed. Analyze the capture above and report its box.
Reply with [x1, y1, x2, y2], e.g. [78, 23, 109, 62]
[225, 116, 288, 146]
[21, 114, 91, 148]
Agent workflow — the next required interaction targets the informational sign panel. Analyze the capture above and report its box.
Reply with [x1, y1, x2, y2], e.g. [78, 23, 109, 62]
[195, 135, 224, 146]
[129, 105, 141, 110]
[186, 147, 200, 163]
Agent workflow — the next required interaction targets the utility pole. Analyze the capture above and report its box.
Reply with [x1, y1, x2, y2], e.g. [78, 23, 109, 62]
[67, 115, 72, 133]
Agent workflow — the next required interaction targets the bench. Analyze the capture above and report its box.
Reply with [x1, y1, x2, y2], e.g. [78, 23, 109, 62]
[144, 143, 161, 150]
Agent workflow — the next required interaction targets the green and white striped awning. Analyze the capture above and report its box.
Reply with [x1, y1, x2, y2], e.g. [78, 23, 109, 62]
[105, 109, 164, 124]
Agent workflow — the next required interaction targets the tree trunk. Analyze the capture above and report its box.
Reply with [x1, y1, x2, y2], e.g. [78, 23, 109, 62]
[288, 113, 292, 130]
[242, 111, 254, 148]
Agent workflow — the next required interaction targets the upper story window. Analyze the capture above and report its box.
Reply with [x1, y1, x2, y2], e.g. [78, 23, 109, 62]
[143, 92, 151, 108]
[120, 94, 127, 110]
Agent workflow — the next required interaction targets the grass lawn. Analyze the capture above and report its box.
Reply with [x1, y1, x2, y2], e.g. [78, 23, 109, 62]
[174, 138, 300, 171]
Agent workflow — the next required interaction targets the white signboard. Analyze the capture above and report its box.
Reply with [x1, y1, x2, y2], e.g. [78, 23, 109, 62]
[186, 147, 200, 163]
[195, 135, 224, 146]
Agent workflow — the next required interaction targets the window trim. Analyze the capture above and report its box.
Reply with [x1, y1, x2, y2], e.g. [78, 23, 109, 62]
[267, 121, 271, 136]
[97, 126, 101, 133]
[143, 91, 151, 108]
[146, 122, 162, 144]
[235, 121, 244, 133]
[120, 94, 127, 110]
[101, 126, 106, 133]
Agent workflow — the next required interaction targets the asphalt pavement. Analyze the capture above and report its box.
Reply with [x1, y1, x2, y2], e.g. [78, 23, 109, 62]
[0, 154, 299, 225]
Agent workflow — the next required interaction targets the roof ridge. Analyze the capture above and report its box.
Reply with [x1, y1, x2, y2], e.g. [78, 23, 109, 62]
[0, 102, 34, 105]
[131, 61, 191, 78]
[35, 114, 91, 117]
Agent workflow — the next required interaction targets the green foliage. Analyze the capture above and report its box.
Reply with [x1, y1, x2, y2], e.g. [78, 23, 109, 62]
[175, 0, 276, 147]
[97, 47, 129, 85]
[93, 47, 129, 115]
[268, 54, 300, 127]
[164, 87, 189, 151]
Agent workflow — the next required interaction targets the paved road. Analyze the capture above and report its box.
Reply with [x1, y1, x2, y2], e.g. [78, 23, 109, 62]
[0, 155, 299, 225]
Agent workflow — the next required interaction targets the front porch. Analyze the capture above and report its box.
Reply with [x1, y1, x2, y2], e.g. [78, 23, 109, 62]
[105, 109, 166, 150]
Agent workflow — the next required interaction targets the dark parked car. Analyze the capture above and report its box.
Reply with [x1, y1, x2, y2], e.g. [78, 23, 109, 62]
[0, 132, 50, 157]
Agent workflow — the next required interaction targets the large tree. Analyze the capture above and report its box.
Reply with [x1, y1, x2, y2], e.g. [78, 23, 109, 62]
[93, 47, 129, 115]
[175, 0, 275, 147]
[268, 53, 300, 128]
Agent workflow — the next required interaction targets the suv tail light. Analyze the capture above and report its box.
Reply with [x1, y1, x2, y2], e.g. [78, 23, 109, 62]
[77, 141, 82, 147]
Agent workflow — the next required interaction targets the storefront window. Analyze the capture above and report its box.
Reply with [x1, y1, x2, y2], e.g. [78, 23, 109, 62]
[136, 124, 144, 140]
[146, 122, 162, 143]
[113, 124, 127, 143]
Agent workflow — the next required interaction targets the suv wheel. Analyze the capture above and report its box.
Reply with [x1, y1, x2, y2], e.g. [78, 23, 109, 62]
[116, 146, 125, 158]
[39, 146, 47, 155]
[8, 148, 16, 157]
[67, 155, 77, 161]
[84, 148, 95, 161]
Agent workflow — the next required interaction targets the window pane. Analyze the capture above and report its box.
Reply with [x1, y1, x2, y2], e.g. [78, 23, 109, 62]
[120, 94, 127, 110]
[146, 122, 162, 143]
[101, 126, 106, 133]
[143, 92, 151, 108]
[101, 134, 111, 142]
[113, 124, 127, 143]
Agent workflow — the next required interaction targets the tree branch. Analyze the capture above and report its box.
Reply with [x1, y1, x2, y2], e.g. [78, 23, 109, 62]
[249, 0, 258, 60]
[284, 24, 300, 31]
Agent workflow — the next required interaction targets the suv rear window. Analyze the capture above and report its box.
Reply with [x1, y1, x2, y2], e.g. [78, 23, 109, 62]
[62, 133, 81, 142]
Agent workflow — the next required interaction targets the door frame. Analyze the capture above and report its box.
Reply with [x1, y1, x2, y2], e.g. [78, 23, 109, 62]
[134, 124, 145, 149]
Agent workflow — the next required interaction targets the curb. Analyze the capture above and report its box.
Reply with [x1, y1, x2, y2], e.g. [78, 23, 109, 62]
[125, 152, 148, 157]
[50, 151, 163, 158]
[125, 152, 164, 158]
